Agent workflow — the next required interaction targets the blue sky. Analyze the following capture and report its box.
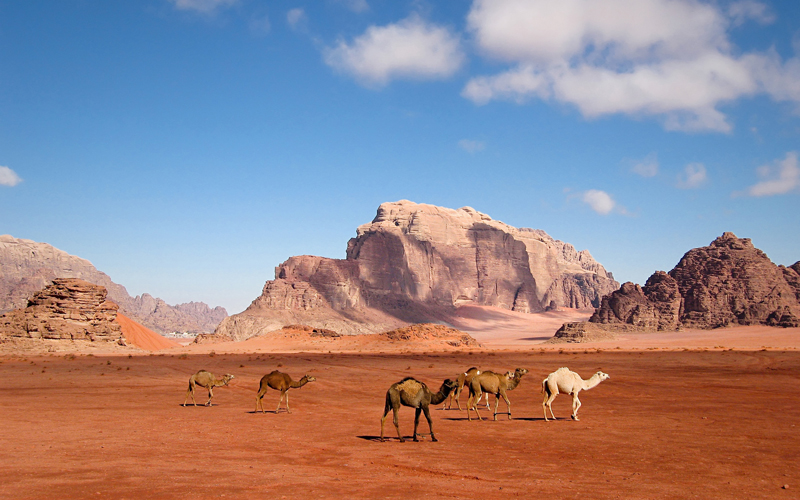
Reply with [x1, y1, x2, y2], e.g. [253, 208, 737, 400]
[1, 0, 799, 314]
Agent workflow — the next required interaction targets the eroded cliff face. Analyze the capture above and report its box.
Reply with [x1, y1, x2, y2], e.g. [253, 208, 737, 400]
[582, 232, 800, 332]
[217, 201, 619, 339]
[0, 235, 227, 333]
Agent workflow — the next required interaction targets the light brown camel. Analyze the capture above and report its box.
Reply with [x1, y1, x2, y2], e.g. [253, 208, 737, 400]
[467, 368, 528, 421]
[183, 370, 234, 407]
[542, 367, 610, 421]
[380, 377, 458, 443]
[446, 367, 489, 410]
[255, 370, 316, 413]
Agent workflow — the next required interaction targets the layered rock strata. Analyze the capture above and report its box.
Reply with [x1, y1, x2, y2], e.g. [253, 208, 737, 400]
[0, 235, 227, 333]
[0, 279, 124, 343]
[217, 200, 618, 339]
[552, 232, 800, 340]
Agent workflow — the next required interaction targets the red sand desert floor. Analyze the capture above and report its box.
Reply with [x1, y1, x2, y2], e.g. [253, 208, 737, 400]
[1, 348, 798, 499]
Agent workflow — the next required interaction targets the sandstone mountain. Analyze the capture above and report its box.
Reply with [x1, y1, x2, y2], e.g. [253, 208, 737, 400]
[216, 200, 618, 339]
[553, 232, 800, 341]
[0, 278, 124, 343]
[0, 235, 227, 333]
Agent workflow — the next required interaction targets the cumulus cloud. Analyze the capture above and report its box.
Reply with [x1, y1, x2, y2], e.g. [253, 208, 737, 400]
[0, 166, 22, 187]
[168, 0, 236, 14]
[677, 163, 708, 189]
[630, 153, 659, 177]
[728, 1, 775, 26]
[745, 152, 800, 197]
[582, 189, 615, 215]
[458, 139, 485, 153]
[287, 8, 307, 31]
[323, 14, 464, 87]
[462, 0, 800, 132]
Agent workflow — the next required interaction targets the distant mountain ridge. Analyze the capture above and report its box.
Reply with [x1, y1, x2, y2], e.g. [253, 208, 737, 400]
[0, 235, 227, 333]
[216, 200, 619, 339]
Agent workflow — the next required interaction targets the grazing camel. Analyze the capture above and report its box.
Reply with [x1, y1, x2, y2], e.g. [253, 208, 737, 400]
[467, 368, 528, 421]
[255, 370, 316, 413]
[446, 367, 489, 410]
[542, 367, 610, 421]
[183, 370, 234, 407]
[380, 377, 458, 443]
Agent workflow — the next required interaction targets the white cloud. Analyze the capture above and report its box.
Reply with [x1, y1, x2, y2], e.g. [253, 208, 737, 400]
[582, 189, 615, 215]
[677, 163, 708, 189]
[323, 14, 464, 87]
[462, 0, 800, 132]
[630, 153, 659, 177]
[287, 8, 307, 31]
[728, 1, 775, 27]
[745, 152, 800, 197]
[0, 166, 22, 187]
[458, 139, 485, 153]
[168, 0, 236, 14]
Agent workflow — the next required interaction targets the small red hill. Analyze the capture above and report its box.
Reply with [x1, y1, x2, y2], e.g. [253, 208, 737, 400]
[117, 313, 179, 351]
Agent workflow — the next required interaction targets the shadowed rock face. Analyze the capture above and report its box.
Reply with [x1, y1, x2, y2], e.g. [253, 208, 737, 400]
[585, 232, 800, 332]
[0, 235, 227, 333]
[217, 201, 618, 339]
[0, 278, 123, 342]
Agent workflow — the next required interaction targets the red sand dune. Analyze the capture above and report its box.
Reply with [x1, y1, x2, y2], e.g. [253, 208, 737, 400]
[116, 313, 179, 351]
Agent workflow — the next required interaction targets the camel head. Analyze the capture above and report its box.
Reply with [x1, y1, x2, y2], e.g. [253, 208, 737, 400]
[514, 368, 529, 377]
[222, 374, 234, 385]
[595, 371, 610, 381]
[303, 375, 317, 383]
[443, 378, 458, 393]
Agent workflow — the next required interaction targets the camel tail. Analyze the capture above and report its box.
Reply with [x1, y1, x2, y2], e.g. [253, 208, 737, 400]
[541, 378, 547, 395]
[382, 390, 392, 416]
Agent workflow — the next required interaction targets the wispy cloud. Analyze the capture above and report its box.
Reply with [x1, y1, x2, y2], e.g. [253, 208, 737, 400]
[461, 0, 800, 133]
[677, 163, 707, 189]
[582, 189, 616, 215]
[323, 14, 464, 87]
[287, 8, 307, 32]
[458, 139, 485, 153]
[744, 151, 799, 196]
[728, 1, 775, 27]
[336, 0, 369, 13]
[630, 153, 659, 177]
[0, 166, 22, 187]
[168, 0, 237, 14]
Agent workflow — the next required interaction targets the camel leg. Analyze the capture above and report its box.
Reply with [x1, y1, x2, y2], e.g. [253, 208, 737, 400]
[502, 391, 512, 420]
[423, 406, 437, 442]
[493, 393, 501, 421]
[285, 391, 291, 414]
[184, 384, 194, 407]
[205, 387, 213, 406]
[380, 395, 392, 442]
[276, 391, 285, 413]
[413, 408, 422, 441]
[572, 393, 581, 421]
[544, 391, 558, 421]
[393, 407, 403, 442]
[455, 386, 463, 411]
[256, 388, 267, 413]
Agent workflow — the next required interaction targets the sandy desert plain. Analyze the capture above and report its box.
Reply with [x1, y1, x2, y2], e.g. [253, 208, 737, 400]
[1, 306, 799, 500]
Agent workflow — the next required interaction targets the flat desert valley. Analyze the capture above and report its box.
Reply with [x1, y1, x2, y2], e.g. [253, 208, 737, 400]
[1, 307, 798, 500]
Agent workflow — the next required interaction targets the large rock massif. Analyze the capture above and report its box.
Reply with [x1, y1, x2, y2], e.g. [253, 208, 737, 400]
[0, 235, 227, 333]
[0, 278, 124, 343]
[554, 232, 800, 341]
[217, 201, 618, 340]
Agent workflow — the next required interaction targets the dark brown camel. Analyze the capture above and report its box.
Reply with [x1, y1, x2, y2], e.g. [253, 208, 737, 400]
[380, 377, 458, 442]
[467, 368, 528, 421]
[183, 370, 234, 406]
[255, 370, 316, 413]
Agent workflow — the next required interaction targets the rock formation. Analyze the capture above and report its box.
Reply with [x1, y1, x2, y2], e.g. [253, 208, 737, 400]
[552, 232, 800, 340]
[0, 235, 227, 333]
[216, 200, 618, 339]
[0, 278, 124, 343]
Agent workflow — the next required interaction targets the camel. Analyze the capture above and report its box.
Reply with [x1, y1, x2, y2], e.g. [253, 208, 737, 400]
[542, 367, 610, 421]
[446, 367, 490, 410]
[183, 370, 234, 407]
[255, 370, 316, 413]
[467, 368, 528, 421]
[380, 377, 458, 442]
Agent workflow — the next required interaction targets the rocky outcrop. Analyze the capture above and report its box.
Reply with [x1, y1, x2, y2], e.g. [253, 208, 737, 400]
[584, 232, 800, 331]
[217, 201, 618, 339]
[547, 322, 622, 343]
[380, 323, 481, 348]
[0, 279, 124, 343]
[0, 235, 227, 333]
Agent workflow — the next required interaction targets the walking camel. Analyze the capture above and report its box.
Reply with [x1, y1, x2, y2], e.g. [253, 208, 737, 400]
[183, 370, 234, 406]
[255, 370, 316, 413]
[467, 368, 528, 421]
[446, 367, 490, 410]
[542, 367, 610, 421]
[380, 377, 458, 442]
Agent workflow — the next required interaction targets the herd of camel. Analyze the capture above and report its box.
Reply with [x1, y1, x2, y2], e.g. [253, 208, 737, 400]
[182, 366, 610, 443]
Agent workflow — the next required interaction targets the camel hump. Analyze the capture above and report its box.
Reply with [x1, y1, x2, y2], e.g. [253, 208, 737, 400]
[395, 378, 424, 394]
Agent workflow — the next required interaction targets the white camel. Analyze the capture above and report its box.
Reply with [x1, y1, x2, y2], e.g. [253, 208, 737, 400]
[541, 367, 609, 421]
